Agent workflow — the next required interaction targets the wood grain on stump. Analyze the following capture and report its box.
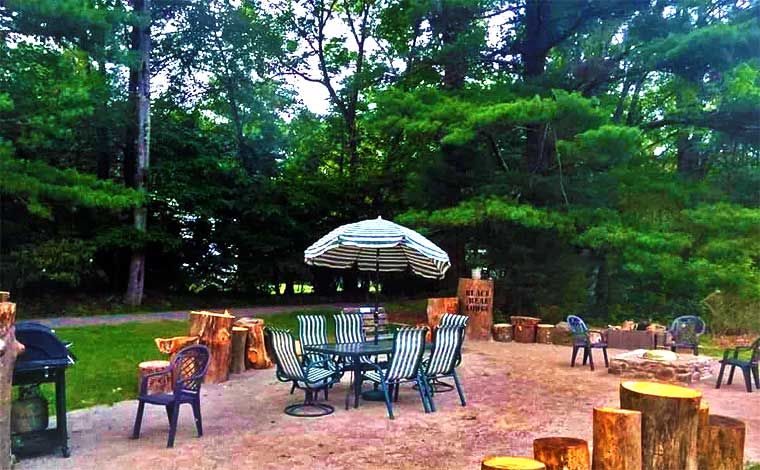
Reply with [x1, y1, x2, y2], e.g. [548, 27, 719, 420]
[481, 456, 546, 470]
[592, 407, 642, 470]
[138, 360, 172, 394]
[426, 297, 459, 330]
[189, 310, 235, 383]
[533, 437, 590, 470]
[697, 415, 745, 470]
[234, 317, 272, 369]
[492, 323, 513, 342]
[1, 294, 23, 470]
[696, 401, 709, 466]
[230, 326, 248, 374]
[536, 324, 555, 344]
[510, 316, 540, 343]
[619, 381, 702, 470]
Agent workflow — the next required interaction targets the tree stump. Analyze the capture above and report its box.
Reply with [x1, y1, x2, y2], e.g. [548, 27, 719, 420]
[511, 316, 541, 343]
[154, 335, 199, 362]
[536, 324, 555, 344]
[492, 323, 513, 342]
[138, 360, 172, 394]
[1, 292, 24, 470]
[189, 310, 235, 383]
[619, 381, 702, 470]
[696, 401, 709, 466]
[533, 437, 590, 470]
[592, 407, 642, 470]
[481, 456, 546, 470]
[697, 415, 745, 470]
[230, 326, 248, 374]
[234, 317, 272, 369]
[427, 297, 459, 330]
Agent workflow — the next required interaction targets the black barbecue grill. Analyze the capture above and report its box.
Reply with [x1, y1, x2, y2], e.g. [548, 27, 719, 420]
[12, 322, 76, 458]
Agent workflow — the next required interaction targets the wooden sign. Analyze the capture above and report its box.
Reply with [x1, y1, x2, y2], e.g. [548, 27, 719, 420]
[457, 278, 494, 340]
[426, 297, 459, 330]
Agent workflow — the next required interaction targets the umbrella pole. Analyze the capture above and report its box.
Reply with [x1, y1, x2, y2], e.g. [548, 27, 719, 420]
[374, 248, 380, 344]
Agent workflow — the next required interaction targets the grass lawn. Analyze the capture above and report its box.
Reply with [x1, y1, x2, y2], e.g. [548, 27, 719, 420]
[31, 309, 337, 412]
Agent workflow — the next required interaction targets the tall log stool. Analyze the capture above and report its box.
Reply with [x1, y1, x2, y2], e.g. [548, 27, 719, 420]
[492, 323, 513, 342]
[533, 437, 589, 470]
[481, 456, 546, 469]
[189, 310, 235, 383]
[234, 317, 272, 369]
[697, 415, 745, 470]
[619, 381, 702, 470]
[592, 407, 642, 470]
[230, 326, 248, 374]
[137, 360, 172, 394]
[535, 324, 555, 344]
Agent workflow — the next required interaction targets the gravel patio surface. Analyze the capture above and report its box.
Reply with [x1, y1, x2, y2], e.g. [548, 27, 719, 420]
[17, 341, 759, 470]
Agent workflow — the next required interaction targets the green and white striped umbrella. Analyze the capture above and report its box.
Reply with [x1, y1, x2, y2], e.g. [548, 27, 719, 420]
[304, 217, 450, 279]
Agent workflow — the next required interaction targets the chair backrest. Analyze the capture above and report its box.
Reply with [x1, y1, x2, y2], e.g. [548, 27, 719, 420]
[749, 337, 760, 364]
[669, 316, 706, 343]
[426, 325, 465, 376]
[439, 313, 468, 328]
[385, 327, 427, 381]
[334, 313, 366, 344]
[342, 306, 389, 340]
[297, 314, 328, 362]
[567, 315, 590, 343]
[172, 344, 211, 396]
[266, 327, 305, 381]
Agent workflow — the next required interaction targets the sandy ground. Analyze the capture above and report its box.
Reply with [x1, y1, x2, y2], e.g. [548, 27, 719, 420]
[18, 341, 759, 470]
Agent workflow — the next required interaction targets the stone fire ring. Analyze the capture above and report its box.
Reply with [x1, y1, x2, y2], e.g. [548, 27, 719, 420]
[608, 349, 715, 383]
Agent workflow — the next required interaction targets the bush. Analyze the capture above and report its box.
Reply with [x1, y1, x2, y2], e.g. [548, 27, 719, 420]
[702, 291, 760, 335]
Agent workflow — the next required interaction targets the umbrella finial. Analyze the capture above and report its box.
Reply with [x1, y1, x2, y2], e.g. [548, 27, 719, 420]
[377, 215, 382, 219]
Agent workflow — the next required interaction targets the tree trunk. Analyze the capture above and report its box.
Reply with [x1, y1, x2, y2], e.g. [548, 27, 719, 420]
[698, 415, 745, 470]
[536, 324, 555, 344]
[1, 293, 23, 470]
[230, 327, 248, 374]
[481, 456, 546, 470]
[592, 407, 642, 470]
[234, 318, 272, 369]
[189, 310, 235, 383]
[124, 0, 151, 307]
[619, 381, 702, 470]
[137, 360, 172, 395]
[533, 437, 590, 470]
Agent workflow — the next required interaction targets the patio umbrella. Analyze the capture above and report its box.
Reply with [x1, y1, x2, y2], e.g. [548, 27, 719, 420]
[304, 216, 450, 341]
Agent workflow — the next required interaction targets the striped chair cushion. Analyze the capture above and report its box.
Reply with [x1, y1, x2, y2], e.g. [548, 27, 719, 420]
[440, 313, 468, 328]
[298, 315, 329, 363]
[362, 369, 383, 383]
[268, 328, 305, 381]
[426, 325, 463, 376]
[385, 327, 427, 381]
[306, 367, 336, 383]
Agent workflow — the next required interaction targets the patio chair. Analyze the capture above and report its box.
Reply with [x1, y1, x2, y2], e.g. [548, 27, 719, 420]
[132, 344, 210, 448]
[439, 313, 469, 329]
[360, 327, 431, 419]
[265, 327, 342, 416]
[334, 312, 366, 344]
[716, 337, 760, 393]
[668, 315, 706, 355]
[297, 314, 330, 364]
[567, 315, 609, 371]
[421, 325, 467, 410]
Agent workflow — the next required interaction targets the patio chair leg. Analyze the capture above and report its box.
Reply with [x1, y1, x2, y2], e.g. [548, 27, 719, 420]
[290, 382, 296, 395]
[418, 378, 433, 413]
[728, 365, 736, 385]
[132, 401, 145, 439]
[588, 348, 595, 371]
[324, 386, 328, 401]
[743, 367, 753, 393]
[570, 345, 580, 367]
[716, 362, 726, 389]
[393, 383, 400, 403]
[165, 405, 173, 426]
[452, 370, 466, 407]
[167, 403, 180, 448]
[191, 400, 203, 437]
[753, 365, 760, 389]
[381, 382, 394, 419]
[694, 345, 699, 356]
[582, 348, 589, 365]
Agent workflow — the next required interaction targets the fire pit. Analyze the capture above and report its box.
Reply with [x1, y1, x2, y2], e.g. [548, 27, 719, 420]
[608, 349, 714, 383]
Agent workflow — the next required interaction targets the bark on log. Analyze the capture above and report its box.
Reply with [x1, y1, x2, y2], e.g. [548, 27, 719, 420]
[536, 324, 555, 344]
[230, 327, 248, 374]
[511, 316, 541, 343]
[697, 415, 745, 470]
[696, 401, 709, 467]
[138, 360, 172, 394]
[189, 310, 235, 383]
[481, 456, 546, 470]
[234, 317, 272, 369]
[457, 278, 493, 340]
[619, 381, 702, 470]
[492, 323, 513, 342]
[592, 407, 642, 470]
[533, 437, 590, 470]
[1, 295, 23, 470]
[426, 297, 459, 330]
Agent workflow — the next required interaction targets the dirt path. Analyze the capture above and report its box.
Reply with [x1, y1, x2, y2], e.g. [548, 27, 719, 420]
[32, 303, 353, 329]
[18, 342, 759, 470]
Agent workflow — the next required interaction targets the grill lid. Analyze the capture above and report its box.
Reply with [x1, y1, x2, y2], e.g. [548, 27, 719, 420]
[14, 322, 76, 371]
